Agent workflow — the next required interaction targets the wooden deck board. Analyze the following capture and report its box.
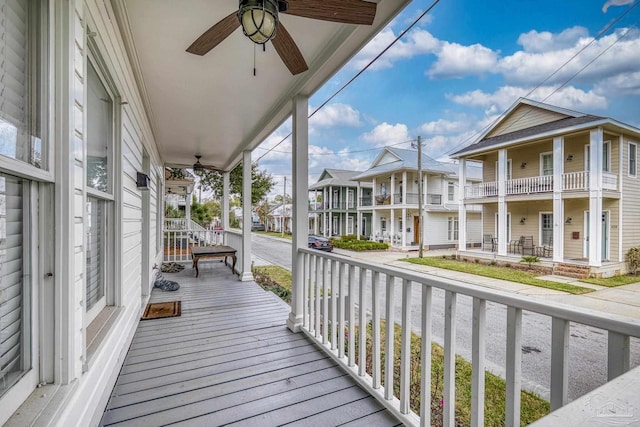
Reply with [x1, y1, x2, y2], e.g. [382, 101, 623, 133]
[101, 263, 399, 426]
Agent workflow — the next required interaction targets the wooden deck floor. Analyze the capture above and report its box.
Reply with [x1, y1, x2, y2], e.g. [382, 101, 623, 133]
[100, 261, 401, 426]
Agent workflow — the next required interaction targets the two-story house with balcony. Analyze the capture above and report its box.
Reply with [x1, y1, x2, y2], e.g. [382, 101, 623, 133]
[453, 98, 640, 277]
[353, 146, 482, 249]
[308, 169, 371, 237]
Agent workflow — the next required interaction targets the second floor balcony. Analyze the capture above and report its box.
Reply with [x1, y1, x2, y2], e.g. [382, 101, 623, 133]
[464, 171, 618, 199]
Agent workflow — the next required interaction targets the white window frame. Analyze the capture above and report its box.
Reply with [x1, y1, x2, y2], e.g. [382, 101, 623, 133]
[629, 142, 637, 177]
[585, 141, 611, 172]
[448, 216, 459, 241]
[539, 212, 553, 247]
[540, 152, 553, 176]
[347, 216, 354, 235]
[495, 159, 512, 180]
[448, 181, 455, 202]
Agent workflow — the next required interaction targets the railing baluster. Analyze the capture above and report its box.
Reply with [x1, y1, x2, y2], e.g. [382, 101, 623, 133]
[348, 265, 356, 367]
[358, 267, 367, 376]
[550, 317, 569, 410]
[331, 260, 339, 350]
[400, 279, 412, 414]
[384, 274, 395, 400]
[322, 257, 330, 344]
[444, 290, 457, 427]
[372, 271, 381, 389]
[315, 256, 321, 339]
[506, 306, 522, 427]
[303, 253, 309, 329]
[471, 298, 486, 427]
[339, 262, 346, 359]
[308, 254, 315, 334]
[608, 331, 630, 380]
[421, 285, 433, 425]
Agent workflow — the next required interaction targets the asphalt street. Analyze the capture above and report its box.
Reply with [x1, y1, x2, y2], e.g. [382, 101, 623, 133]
[250, 233, 640, 401]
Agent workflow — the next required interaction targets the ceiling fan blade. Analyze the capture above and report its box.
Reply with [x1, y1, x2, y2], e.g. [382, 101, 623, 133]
[203, 165, 222, 172]
[283, 0, 377, 26]
[186, 12, 240, 56]
[272, 23, 308, 75]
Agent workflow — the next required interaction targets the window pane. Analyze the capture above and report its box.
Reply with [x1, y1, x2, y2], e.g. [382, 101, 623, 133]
[0, 174, 29, 397]
[0, 0, 44, 169]
[542, 154, 553, 175]
[541, 213, 553, 246]
[86, 197, 105, 310]
[86, 61, 113, 193]
[630, 144, 636, 176]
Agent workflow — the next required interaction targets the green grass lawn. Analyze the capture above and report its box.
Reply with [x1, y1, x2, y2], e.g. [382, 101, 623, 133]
[580, 275, 640, 287]
[401, 257, 593, 295]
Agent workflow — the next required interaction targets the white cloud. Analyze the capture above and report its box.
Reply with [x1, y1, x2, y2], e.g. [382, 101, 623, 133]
[602, 0, 635, 13]
[360, 122, 410, 146]
[309, 103, 363, 128]
[350, 27, 440, 70]
[447, 85, 608, 114]
[419, 118, 474, 135]
[428, 41, 500, 79]
[517, 26, 589, 53]
[594, 71, 640, 95]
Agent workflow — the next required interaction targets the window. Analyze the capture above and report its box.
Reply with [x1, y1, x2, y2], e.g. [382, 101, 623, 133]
[380, 217, 386, 231]
[85, 56, 115, 324]
[347, 216, 354, 235]
[448, 181, 455, 202]
[585, 141, 611, 172]
[0, 0, 45, 168]
[448, 216, 459, 241]
[495, 159, 512, 180]
[541, 213, 553, 246]
[630, 143, 637, 177]
[541, 152, 553, 176]
[0, 174, 31, 398]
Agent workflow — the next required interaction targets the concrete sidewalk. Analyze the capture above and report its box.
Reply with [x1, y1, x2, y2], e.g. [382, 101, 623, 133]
[335, 248, 640, 321]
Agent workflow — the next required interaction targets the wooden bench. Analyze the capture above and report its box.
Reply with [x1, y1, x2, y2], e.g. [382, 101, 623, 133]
[191, 245, 237, 277]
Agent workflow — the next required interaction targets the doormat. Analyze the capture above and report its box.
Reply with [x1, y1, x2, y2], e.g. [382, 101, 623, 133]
[141, 301, 181, 320]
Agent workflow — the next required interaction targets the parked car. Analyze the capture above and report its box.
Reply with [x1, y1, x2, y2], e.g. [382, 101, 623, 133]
[251, 222, 266, 231]
[308, 235, 333, 252]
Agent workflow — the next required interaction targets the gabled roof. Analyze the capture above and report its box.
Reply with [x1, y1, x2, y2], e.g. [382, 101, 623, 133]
[309, 169, 363, 190]
[353, 146, 457, 180]
[452, 98, 609, 157]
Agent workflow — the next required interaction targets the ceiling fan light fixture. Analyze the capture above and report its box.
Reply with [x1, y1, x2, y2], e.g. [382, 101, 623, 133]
[238, 0, 280, 44]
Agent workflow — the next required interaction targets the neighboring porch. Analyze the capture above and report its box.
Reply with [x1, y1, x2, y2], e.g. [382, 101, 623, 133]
[100, 262, 401, 426]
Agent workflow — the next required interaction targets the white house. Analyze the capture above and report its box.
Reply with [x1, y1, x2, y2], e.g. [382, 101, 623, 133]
[352, 146, 483, 249]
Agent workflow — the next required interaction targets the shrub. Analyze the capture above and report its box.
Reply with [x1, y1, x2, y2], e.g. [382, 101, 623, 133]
[331, 239, 389, 251]
[520, 256, 540, 269]
[625, 247, 640, 275]
[339, 234, 358, 241]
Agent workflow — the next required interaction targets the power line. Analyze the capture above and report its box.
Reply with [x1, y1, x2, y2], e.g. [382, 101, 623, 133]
[255, 138, 416, 156]
[256, 0, 441, 162]
[438, 2, 640, 159]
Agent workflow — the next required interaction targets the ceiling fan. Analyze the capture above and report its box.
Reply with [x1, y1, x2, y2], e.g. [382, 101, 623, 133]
[186, 0, 377, 75]
[192, 155, 221, 173]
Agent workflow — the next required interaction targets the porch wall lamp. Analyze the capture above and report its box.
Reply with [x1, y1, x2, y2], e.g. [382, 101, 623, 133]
[520, 217, 526, 225]
[520, 162, 527, 169]
[566, 217, 573, 224]
[566, 154, 574, 161]
[238, 0, 287, 44]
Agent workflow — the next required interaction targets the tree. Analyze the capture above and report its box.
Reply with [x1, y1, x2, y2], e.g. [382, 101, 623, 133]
[190, 195, 213, 226]
[198, 162, 274, 204]
[255, 198, 271, 225]
[273, 194, 292, 204]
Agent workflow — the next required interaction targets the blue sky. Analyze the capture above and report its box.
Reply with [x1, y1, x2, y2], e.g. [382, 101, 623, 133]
[254, 0, 640, 198]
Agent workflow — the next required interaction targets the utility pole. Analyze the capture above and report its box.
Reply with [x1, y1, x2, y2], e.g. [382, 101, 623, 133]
[282, 176, 286, 238]
[413, 136, 424, 258]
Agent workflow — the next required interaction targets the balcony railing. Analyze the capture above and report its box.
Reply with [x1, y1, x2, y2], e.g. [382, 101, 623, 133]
[427, 194, 442, 204]
[311, 201, 357, 210]
[465, 172, 619, 199]
[360, 197, 372, 207]
[297, 249, 640, 426]
[387, 193, 443, 205]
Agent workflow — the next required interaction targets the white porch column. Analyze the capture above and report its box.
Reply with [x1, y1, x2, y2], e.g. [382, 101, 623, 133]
[401, 208, 407, 247]
[357, 182, 362, 240]
[240, 150, 253, 281]
[288, 94, 309, 332]
[553, 137, 564, 262]
[222, 171, 230, 229]
[458, 159, 467, 250]
[390, 174, 395, 241]
[589, 128, 604, 266]
[185, 189, 192, 227]
[402, 171, 407, 204]
[423, 174, 428, 205]
[497, 149, 508, 255]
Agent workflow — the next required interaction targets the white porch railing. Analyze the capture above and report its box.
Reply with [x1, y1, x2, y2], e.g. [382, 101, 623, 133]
[506, 175, 553, 195]
[297, 249, 640, 426]
[465, 181, 498, 199]
[465, 171, 618, 199]
[163, 218, 227, 263]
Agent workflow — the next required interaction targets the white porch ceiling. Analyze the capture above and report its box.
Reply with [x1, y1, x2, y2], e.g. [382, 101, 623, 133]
[114, 0, 411, 171]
